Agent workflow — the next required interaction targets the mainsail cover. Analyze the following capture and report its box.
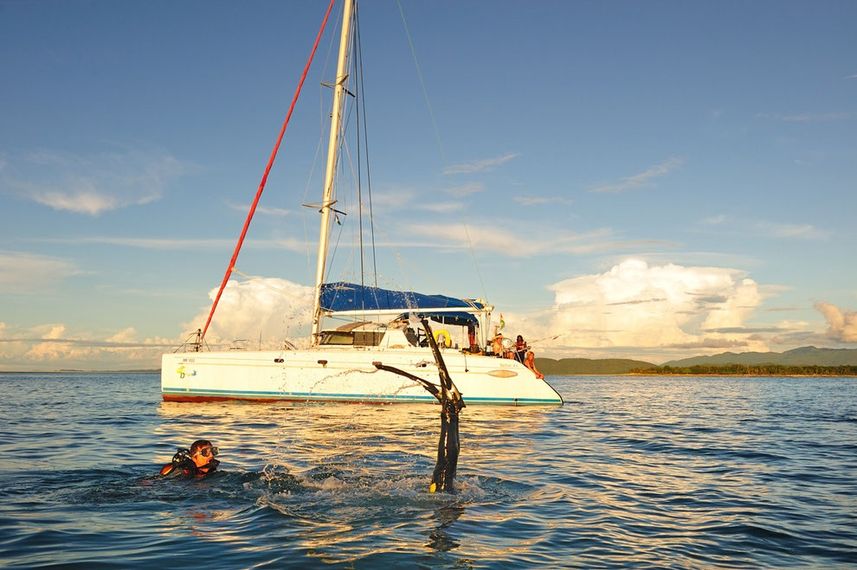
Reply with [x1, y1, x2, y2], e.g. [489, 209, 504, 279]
[320, 282, 485, 326]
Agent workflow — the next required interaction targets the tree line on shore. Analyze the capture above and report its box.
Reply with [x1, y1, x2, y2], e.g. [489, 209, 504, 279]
[630, 364, 857, 376]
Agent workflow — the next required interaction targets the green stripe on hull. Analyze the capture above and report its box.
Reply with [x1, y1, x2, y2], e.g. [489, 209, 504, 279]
[162, 387, 561, 405]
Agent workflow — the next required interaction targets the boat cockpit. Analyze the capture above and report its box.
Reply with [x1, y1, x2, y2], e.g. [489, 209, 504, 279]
[318, 318, 469, 351]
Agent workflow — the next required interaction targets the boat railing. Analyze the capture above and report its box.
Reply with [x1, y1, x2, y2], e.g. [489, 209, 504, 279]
[172, 328, 206, 353]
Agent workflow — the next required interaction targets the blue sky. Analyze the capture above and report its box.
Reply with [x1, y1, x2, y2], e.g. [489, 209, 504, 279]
[1, 0, 855, 370]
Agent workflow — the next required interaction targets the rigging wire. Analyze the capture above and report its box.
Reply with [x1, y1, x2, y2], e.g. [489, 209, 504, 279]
[300, 0, 343, 276]
[353, 7, 365, 295]
[393, 0, 490, 310]
[321, 1, 358, 289]
[463, 223, 489, 304]
[326, 207, 348, 286]
[354, 3, 379, 289]
[326, 1, 380, 320]
[394, 0, 446, 164]
[328, 88, 358, 287]
[200, 0, 336, 343]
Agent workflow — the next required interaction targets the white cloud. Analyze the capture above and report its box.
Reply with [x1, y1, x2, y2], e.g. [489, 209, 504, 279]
[409, 223, 521, 252]
[443, 153, 519, 175]
[513, 195, 573, 207]
[506, 259, 768, 357]
[2, 149, 190, 215]
[75, 237, 233, 250]
[815, 302, 857, 342]
[756, 112, 854, 123]
[701, 214, 727, 225]
[589, 157, 683, 194]
[755, 221, 829, 239]
[404, 222, 672, 257]
[30, 236, 306, 252]
[33, 190, 119, 215]
[665, 338, 749, 350]
[107, 327, 138, 343]
[0, 322, 27, 363]
[699, 215, 829, 240]
[419, 202, 465, 213]
[444, 182, 484, 197]
[187, 277, 314, 349]
[370, 189, 418, 213]
[25, 324, 77, 361]
[369, 188, 472, 215]
[228, 202, 291, 217]
[361, 181, 492, 216]
[0, 251, 80, 293]
[0, 321, 188, 371]
[0, 277, 314, 370]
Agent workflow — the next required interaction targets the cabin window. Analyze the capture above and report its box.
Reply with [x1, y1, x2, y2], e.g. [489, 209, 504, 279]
[354, 331, 383, 347]
[319, 330, 383, 346]
[320, 331, 354, 345]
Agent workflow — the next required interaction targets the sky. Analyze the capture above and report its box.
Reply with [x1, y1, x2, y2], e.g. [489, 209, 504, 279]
[1, 0, 856, 371]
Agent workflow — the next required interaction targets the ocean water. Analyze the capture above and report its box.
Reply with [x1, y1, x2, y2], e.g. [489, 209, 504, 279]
[0, 373, 855, 568]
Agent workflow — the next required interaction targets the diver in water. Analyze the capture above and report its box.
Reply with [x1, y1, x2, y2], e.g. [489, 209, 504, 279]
[159, 439, 220, 478]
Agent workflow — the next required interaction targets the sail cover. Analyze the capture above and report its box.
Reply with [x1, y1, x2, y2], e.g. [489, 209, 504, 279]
[320, 282, 485, 326]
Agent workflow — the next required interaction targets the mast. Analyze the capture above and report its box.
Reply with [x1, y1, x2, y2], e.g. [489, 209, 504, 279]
[311, 0, 354, 344]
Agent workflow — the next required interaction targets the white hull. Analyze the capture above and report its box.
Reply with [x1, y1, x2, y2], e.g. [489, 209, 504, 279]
[161, 347, 562, 406]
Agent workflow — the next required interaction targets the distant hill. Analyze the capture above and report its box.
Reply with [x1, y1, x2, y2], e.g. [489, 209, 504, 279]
[663, 346, 857, 368]
[535, 357, 656, 375]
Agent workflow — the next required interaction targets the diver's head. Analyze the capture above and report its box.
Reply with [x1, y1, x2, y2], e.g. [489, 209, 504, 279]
[189, 439, 218, 468]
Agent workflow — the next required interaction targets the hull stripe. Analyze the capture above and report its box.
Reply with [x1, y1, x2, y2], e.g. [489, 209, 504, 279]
[162, 387, 560, 405]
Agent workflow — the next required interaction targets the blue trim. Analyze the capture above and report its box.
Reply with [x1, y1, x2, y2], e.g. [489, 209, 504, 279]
[161, 386, 561, 405]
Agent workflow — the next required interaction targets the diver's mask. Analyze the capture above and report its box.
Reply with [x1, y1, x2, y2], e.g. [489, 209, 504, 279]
[196, 446, 219, 459]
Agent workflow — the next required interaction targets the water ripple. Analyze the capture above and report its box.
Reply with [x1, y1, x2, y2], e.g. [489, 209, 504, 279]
[1, 373, 856, 567]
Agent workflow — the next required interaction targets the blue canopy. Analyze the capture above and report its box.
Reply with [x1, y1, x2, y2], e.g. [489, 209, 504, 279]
[320, 282, 484, 327]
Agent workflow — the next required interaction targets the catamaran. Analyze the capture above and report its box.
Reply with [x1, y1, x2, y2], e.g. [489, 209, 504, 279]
[160, 0, 563, 406]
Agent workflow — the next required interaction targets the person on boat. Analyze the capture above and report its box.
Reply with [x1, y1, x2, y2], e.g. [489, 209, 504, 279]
[524, 350, 544, 380]
[514, 335, 528, 363]
[501, 336, 516, 359]
[159, 439, 220, 478]
[467, 324, 479, 353]
[491, 332, 504, 357]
